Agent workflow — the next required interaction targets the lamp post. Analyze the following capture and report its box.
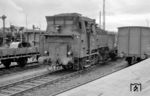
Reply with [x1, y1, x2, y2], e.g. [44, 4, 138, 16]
[2, 15, 7, 34]
[0, 15, 7, 45]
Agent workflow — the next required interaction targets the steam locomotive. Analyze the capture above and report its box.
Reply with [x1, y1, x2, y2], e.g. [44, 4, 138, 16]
[39, 13, 117, 70]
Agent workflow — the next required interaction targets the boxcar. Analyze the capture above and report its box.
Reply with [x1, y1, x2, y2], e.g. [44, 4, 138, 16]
[118, 26, 150, 65]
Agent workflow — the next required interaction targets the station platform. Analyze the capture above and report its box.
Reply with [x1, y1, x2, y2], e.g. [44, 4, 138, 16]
[56, 58, 150, 96]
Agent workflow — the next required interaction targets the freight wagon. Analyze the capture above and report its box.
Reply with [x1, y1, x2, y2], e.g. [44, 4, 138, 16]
[96, 30, 116, 50]
[0, 42, 40, 68]
[96, 29, 108, 48]
[96, 29, 117, 61]
[24, 30, 45, 47]
[107, 32, 117, 50]
[118, 26, 150, 65]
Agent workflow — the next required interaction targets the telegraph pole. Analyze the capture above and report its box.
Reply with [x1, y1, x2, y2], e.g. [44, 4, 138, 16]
[99, 11, 102, 28]
[26, 14, 28, 30]
[103, 0, 106, 30]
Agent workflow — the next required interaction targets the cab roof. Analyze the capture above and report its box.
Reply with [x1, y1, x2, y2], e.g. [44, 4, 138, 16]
[46, 13, 95, 22]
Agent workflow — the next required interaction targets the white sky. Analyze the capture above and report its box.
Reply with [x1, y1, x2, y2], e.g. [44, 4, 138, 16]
[0, 0, 150, 31]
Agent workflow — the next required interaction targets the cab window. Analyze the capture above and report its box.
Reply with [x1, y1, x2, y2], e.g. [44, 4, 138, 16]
[78, 22, 82, 29]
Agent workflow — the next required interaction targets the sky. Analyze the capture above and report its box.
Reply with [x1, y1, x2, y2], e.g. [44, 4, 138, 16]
[0, 0, 150, 31]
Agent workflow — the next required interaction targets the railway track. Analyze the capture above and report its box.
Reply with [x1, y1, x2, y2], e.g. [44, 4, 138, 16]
[0, 61, 43, 77]
[0, 63, 98, 96]
[0, 61, 38, 70]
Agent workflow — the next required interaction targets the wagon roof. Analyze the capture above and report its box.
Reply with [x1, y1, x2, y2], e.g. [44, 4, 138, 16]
[118, 26, 150, 29]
